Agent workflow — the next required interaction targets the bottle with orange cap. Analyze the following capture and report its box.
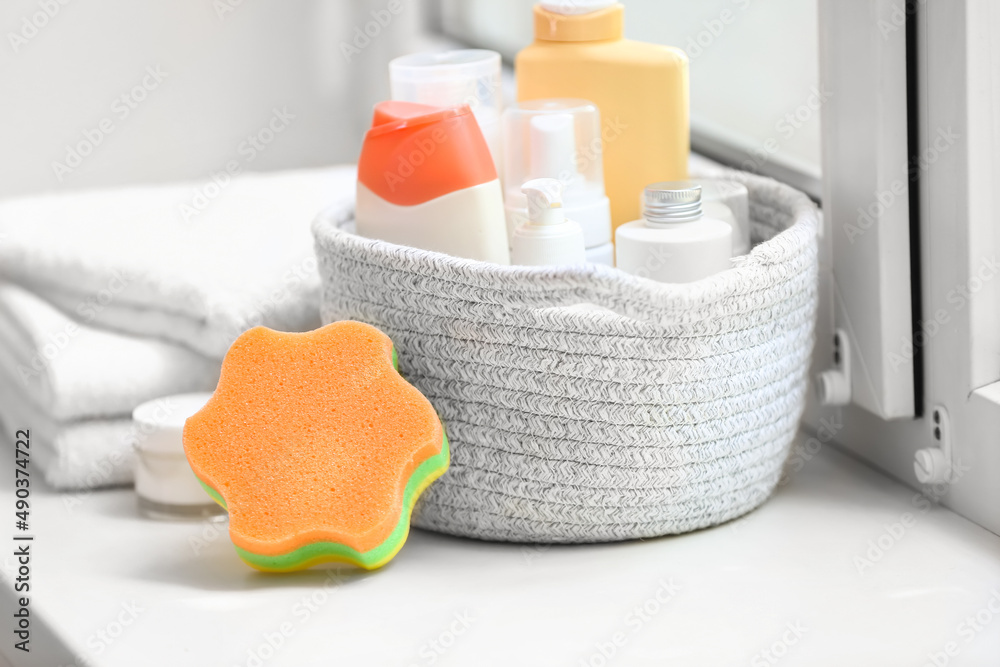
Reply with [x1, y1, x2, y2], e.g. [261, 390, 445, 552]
[355, 100, 510, 265]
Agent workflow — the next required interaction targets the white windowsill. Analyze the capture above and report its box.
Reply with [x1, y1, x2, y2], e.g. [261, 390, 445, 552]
[2, 433, 998, 667]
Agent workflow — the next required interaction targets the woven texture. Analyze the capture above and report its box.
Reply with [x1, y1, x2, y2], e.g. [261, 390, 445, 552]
[313, 169, 819, 543]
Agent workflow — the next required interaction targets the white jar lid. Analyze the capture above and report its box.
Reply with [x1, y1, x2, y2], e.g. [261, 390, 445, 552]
[132, 393, 213, 454]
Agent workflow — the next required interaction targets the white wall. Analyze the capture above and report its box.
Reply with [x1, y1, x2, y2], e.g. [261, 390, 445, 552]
[0, 0, 432, 198]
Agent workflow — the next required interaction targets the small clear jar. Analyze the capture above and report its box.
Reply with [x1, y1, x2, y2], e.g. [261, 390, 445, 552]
[691, 179, 751, 257]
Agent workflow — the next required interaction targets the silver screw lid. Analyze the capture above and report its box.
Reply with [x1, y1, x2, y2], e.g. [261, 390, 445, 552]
[643, 181, 703, 224]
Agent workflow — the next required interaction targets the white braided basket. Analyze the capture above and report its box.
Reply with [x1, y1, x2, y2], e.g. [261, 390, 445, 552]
[313, 169, 819, 543]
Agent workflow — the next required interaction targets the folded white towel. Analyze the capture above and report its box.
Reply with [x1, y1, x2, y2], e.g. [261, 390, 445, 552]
[0, 167, 357, 358]
[0, 283, 220, 422]
[0, 376, 134, 489]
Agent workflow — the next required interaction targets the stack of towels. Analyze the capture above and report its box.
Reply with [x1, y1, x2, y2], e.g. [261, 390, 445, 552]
[0, 167, 356, 489]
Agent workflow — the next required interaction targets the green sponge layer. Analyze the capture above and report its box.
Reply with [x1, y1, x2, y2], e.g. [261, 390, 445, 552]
[199, 431, 449, 571]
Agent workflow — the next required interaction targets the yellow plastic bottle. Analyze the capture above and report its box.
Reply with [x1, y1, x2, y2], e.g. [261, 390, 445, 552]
[516, 1, 689, 233]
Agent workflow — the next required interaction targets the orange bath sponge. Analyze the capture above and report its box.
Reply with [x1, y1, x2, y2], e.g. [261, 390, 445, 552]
[183, 321, 448, 571]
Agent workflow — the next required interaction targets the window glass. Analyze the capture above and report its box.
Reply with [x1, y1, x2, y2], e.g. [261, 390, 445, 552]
[441, 0, 821, 188]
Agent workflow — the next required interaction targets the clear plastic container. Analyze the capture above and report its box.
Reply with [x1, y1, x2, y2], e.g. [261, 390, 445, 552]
[693, 180, 751, 257]
[502, 98, 612, 264]
[389, 49, 503, 174]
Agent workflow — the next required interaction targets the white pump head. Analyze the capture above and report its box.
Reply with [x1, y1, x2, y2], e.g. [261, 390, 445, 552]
[522, 178, 565, 226]
[512, 178, 586, 266]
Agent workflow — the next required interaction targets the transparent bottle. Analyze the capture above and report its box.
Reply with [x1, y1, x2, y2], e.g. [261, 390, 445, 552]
[503, 99, 613, 265]
[694, 179, 751, 257]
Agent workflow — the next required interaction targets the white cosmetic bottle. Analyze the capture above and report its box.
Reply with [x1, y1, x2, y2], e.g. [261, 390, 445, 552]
[639, 179, 750, 257]
[503, 99, 613, 265]
[511, 178, 587, 266]
[616, 182, 732, 283]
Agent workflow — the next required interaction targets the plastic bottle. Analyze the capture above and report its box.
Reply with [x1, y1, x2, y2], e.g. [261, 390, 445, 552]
[639, 179, 751, 257]
[355, 101, 510, 264]
[516, 1, 689, 233]
[695, 180, 751, 257]
[511, 178, 587, 266]
[616, 182, 732, 283]
[389, 50, 504, 176]
[503, 99, 613, 265]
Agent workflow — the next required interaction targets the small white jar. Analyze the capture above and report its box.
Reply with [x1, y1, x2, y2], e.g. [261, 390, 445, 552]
[616, 181, 733, 283]
[132, 393, 225, 520]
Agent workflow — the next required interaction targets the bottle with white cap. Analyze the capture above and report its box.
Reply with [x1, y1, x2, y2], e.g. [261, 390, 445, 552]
[511, 178, 587, 266]
[616, 182, 732, 283]
[503, 99, 613, 265]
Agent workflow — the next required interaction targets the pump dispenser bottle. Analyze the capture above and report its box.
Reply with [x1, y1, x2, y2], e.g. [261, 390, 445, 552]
[516, 1, 689, 233]
[616, 182, 732, 283]
[503, 99, 613, 265]
[511, 178, 587, 266]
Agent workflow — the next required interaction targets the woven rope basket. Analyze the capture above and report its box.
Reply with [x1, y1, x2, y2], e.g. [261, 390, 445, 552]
[313, 169, 819, 543]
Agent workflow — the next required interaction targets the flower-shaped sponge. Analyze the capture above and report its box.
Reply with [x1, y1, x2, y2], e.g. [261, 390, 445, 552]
[183, 321, 448, 571]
